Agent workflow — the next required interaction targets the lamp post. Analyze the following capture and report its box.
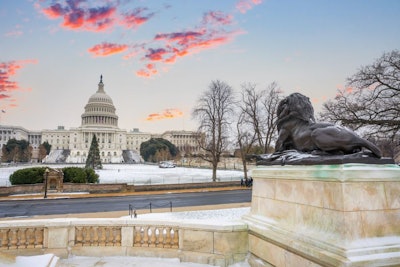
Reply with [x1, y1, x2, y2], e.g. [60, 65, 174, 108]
[44, 168, 49, 199]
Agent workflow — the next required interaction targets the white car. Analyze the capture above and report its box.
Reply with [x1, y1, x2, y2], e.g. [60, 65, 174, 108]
[159, 161, 176, 168]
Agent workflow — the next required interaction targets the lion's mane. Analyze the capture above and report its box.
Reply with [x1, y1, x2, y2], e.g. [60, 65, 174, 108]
[276, 93, 316, 131]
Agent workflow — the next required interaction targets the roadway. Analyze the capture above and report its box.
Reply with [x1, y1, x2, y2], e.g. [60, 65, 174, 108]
[0, 189, 252, 218]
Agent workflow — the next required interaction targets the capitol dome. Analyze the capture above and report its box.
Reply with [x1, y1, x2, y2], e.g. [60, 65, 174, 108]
[81, 75, 119, 128]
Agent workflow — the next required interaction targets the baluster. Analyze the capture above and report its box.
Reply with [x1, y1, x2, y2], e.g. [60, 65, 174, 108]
[16, 229, 21, 249]
[25, 228, 33, 248]
[91, 227, 98, 246]
[172, 228, 179, 248]
[147, 227, 154, 247]
[112, 228, 117, 246]
[142, 227, 149, 247]
[115, 227, 121, 246]
[89, 227, 95, 246]
[1, 230, 8, 249]
[33, 228, 38, 247]
[9, 229, 17, 249]
[0, 229, 6, 249]
[105, 227, 110, 246]
[139, 227, 145, 246]
[155, 227, 161, 247]
[18, 228, 27, 249]
[133, 226, 141, 247]
[98, 227, 105, 246]
[164, 227, 171, 248]
[82, 227, 88, 246]
[75, 227, 83, 246]
[170, 229, 175, 247]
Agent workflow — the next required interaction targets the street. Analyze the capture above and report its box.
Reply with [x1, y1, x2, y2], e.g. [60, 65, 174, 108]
[0, 189, 252, 218]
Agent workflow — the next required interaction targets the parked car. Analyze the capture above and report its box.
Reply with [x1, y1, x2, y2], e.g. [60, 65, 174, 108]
[159, 161, 176, 168]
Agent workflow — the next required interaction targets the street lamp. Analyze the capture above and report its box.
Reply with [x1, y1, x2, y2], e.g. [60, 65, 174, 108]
[44, 168, 49, 199]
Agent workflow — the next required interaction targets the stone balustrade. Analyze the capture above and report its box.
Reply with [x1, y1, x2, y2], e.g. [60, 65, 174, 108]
[0, 217, 248, 267]
[0, 227, 44, 249]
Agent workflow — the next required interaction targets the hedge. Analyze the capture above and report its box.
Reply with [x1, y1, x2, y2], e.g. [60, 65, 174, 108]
[9, 167, 99, 185]
[9, 167, 46, 185]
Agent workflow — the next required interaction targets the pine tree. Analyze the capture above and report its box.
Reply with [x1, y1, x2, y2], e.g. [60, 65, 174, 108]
[85, 134, 102, 169]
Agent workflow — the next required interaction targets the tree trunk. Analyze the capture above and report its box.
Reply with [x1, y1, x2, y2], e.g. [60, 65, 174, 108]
[212, 162, 218, 182]
[242, 157, 248, 180]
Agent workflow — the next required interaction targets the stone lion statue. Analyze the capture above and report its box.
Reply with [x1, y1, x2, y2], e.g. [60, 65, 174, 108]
[274, 93, 382, 158]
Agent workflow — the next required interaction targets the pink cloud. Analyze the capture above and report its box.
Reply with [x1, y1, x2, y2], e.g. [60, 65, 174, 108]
[39, 0, 135, 32]
[136, 64, 158, 78]
[146, 108, 184, 121]
[236, 0, 262, 13]
[88, 42, 129, 57]
[119, 8, 155, 29]
[39, 0, 155, 32]
[0, 59, 37, 107]
[202, 11, 234, 25]
[134, 10, 242, 78]
[38, 2, 254, 79]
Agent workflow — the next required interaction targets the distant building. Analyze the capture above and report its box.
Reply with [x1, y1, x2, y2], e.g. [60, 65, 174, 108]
[0, 76, 200, 163]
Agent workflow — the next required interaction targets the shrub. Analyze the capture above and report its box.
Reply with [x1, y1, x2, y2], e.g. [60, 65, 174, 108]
[62, 167, 86, 183]
[9, 167, 46, 185]
[9, 166, 99, 185]
[85, 168, 99, 183]
[62, 167, 99, 183]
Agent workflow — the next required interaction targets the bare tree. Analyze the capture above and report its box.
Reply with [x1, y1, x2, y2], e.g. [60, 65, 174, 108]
[240, 82, 283, 153]
[192, 80, 236, 181]
[320, 50, 400, 141]
[235, 108, 257, 181]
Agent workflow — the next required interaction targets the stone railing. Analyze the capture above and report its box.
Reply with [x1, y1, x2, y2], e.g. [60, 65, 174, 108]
[0, 227, 44, 249]
[0, 218, 247, 267]
[73, 225, 179, 248]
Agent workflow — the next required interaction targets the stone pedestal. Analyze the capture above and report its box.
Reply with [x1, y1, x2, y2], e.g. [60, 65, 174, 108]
[243, 164, 400, 267]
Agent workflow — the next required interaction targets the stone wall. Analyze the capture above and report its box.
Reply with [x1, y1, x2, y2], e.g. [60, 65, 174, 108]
[0, 181, 241, 196]
[244, 163, 400, 267]
[0, 217, 248, 267]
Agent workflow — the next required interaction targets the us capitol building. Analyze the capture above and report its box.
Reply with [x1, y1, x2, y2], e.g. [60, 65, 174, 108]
[0, 76, 200, 163]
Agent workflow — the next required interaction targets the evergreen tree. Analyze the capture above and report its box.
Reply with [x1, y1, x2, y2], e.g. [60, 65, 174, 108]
[85, 134, 102, 169]
[140, 138, 178, 162]
[1, 138, 32, 163]
[38, 141, 52, 161]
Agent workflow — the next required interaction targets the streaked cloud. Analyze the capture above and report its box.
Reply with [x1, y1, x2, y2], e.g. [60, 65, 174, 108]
[38, 0, 154, 32]
[88, 42, 129, 57]
[202, 11, 234, 25]
[5, 25, 23, 37]
[146, 108, 184, 121]
[134, 10, 243, 78]
[40, 0, 117, 31]
[37, 1, 258, 79]
[136, 64, 158, 78]
[236, 0, 262, 13]
[120, 8, 155, 29]
[0, 59, 37, 106]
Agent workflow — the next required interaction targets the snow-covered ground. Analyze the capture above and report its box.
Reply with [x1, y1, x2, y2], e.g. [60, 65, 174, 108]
[0, 208, 251, 267]
[0, 255, 250, 267]
[0, 164, 246, 187]
[133, 207, 250, 225]
[0, 165, 250, 266]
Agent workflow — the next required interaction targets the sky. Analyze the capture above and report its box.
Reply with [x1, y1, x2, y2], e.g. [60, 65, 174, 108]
[0, 0, 399, 134]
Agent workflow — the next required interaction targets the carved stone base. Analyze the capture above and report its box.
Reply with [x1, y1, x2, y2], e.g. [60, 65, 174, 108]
[244, 164, 400, 267]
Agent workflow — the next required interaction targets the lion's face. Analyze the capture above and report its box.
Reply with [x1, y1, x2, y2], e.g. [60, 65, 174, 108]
[277, 93, 316, 126]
